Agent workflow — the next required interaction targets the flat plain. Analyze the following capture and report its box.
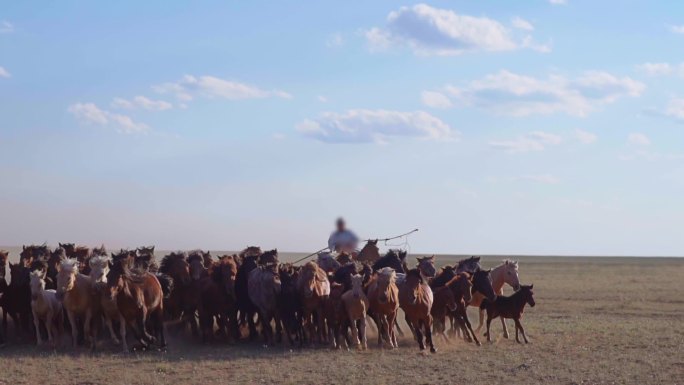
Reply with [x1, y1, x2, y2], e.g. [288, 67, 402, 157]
[0, 250, 682, 385]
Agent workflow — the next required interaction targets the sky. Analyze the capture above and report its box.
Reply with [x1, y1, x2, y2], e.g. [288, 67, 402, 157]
[2, 1, 684, 256]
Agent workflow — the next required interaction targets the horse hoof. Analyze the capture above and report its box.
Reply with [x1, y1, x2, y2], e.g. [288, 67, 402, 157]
[476, 341, 482, 347]
[430, 348, 437, 354]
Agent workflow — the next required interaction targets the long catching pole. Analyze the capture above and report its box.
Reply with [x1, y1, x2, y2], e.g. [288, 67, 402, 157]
[292, 228, 419, 265]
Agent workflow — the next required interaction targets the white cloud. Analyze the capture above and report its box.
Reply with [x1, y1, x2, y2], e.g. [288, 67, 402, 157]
[511, 17, 534, 31]
[636, 62, 673, 76]
[549, 0, 567, 5]
[628, 133, 651, 146]
[0, 66, 10, 78]
[665, 97, 684, 121]
[112, 96, 173, 111]
[428, 70, 644, 116]
[317, 95, 328, 103]
[68, 103, 149, 134]
[297, 109, 456, 144]
[489, 131, 563, 153]
[365, 4, 543, 55]
[0, 20, 13, 34]
[421, 91, 453, 109]
[574, 128, 597, 144]
[326, 33, 344, 47]
[153, 75, 291, 102]
[668, 25, 684, 34]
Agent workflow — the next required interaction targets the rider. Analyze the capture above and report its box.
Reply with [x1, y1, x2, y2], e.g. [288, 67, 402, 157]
[327, 217, 359, 256]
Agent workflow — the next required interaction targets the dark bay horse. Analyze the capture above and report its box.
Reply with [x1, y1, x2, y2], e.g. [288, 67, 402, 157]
[236, 252, 259, 340]
[456, 256, 482, 274]
[159, 252, 193, 333]
[135, 246, 158, 272]
[106, 259, 166, 352]
[356, 240, 380, 263]
[278, 264, 304, 346]
[248, 262, 282, 345]
[3, 262, 32, 337]
[198, 256, 239, 342]
[481, 284, 535, 343]
[372, 250, 408, 274]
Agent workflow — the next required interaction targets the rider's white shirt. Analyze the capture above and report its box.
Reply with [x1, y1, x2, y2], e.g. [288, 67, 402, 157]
[328, 229, 359, 254]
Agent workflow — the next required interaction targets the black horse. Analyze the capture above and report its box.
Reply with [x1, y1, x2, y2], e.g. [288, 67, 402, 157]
[372, 249, 408, 274]
[235, 254, 259, 340]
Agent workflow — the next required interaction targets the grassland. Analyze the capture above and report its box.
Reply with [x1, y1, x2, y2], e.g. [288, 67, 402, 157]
[0, 251, 682, 385]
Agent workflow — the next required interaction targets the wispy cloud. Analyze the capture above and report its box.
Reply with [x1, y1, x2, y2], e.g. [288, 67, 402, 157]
[326, 33, 344, 47]
[636, 62, 673, 76]
[297, 109, 456, 144]
[421, 91, 452, 109]
[0, 20, 13, 34]
[489, 131, 563, 153]
[0, 66, 10, 78]
[549, 0, 567, 5]
[423, 70, 644, 116]
[668, 24, 684, 34]
[68, 103, 149, 134]
[153, 75, 291, 102]
[111, 96, 173, 111]
[574, 128, 598, 144]
[365, 4, 547, 55]
[511, 17, 534, 31]
[628, 133, 651, 146]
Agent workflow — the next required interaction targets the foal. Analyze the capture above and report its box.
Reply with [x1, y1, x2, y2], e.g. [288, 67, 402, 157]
[341, 274, 369, 350]
[29, 270, 63, 347]
[481, 284, 535, 343]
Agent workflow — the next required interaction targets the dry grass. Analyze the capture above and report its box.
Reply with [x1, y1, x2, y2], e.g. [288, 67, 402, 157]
[1, 254, 682, 385]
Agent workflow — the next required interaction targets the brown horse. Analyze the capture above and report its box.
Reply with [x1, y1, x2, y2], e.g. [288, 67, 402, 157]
[356, 240, 380, 263]
[135, 246, 158, 272]
[297, 261, 330, 344]
[366, 267, 399, 348]
[324, 281, 347, 349]
[248, 262, 282, 345]
[417, 256, 437, 279]
[398, 268, 435, 352]
[56, 258, 95, 348]
[278, 264, 304, 346]
[4, 262, 32, 337]
[198, 256, 239, 342]
[444, 272, 479, 344]
[481, 284, 535, 343]
[106, 259, 166, 352]
[258, 249, 279, 265]
[46, 247, 66, 290]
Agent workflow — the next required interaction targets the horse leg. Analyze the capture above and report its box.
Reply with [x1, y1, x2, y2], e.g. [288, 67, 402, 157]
[84, 309, 94, 349]
[32, 309, 42, 346]
[373, 314, 383, 347]
[486, 316, 493, 343]
[106, 315, 120, 345]
[154, 307, 166, 348]
[462, 312, 480, 346]
[500, 317, 510, 339]
[119, 315, 129, 352]
[359, 317, 367, 350]
[275, 314, 283, 344]
[389, 312, 399, 348]
[349, 318, 360, 349]
[248, 310, 258, 341]
[515, 319, 529, 343]
[475, 308, 485, 335]
[414, 320, 425, 351]
[67, 310, 78, 348]
[425, 317, 436, 353]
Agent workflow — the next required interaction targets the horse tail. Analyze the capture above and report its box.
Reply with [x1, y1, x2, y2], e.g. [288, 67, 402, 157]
[155, 273, 174, 299]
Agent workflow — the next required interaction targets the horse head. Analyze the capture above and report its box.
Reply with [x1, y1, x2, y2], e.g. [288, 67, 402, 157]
[471, 269, 496, 302]
[417, 255, 436, 278]
[502, 259, 521, 291]
[56, 258, 79, 300]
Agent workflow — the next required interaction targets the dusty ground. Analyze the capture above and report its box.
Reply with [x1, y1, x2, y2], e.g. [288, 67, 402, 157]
[0, 253, 682, 385]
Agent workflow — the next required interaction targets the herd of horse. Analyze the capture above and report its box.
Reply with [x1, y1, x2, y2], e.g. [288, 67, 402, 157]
[0, 240, 536, 353]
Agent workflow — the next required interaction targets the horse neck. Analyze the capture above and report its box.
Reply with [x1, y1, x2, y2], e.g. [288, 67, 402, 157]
[490, 265, 506, 291]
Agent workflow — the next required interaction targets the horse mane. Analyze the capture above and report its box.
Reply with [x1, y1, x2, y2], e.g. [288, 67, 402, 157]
[160, 252, 187, 272]
[304, 261, 327, 282]
[89, 254, 110, 268]
[187, 253, 203, 264]
[209, 256, 237, 283]
[502, 259, 519, 269]
[60, 258, 79, 273]
[406, 268, 423, 283]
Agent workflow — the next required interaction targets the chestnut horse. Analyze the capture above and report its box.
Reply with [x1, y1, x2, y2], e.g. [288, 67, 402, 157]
[56, 259, 95, 348]
[341, 274, 369, 350]
[198, 256, 239, 342]
[159, 252, 195, 335]
[481, 284, 535, 343]
[106, 259, 166, 352]
[366, 267, 399, 348]
[297, 261, 330, 344]
[398, 268, 435, 353]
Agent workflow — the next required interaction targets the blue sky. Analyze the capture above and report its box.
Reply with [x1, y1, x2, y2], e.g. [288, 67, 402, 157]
[2, 0, 684, 255]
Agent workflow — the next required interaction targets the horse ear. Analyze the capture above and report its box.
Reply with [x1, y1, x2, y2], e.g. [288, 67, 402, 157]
[487, 268, 492, 273]
[529, 284, 534, 290]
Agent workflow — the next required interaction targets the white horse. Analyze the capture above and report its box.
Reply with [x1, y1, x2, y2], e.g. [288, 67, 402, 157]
[30, 270, 63, 347]
[471, 259, 521, 338]
[89, 255, 121, 345]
